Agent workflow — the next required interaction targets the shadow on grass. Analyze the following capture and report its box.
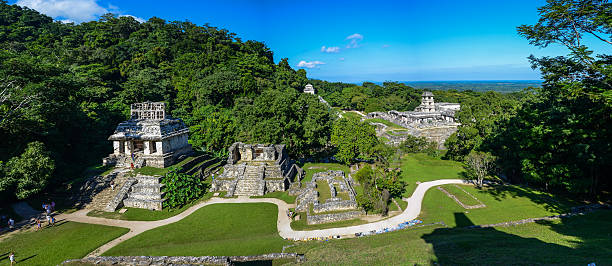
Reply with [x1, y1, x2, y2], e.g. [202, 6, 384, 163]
[423, 212, 612, 264]
[457, 174, 577, 214]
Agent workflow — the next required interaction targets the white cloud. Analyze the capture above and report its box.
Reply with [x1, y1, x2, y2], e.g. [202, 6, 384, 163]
[346, 33, 363, 40]
[320, 46, 340, 53]
[345, 33, 364, 48]
[297, 60, 325, 69]
[17, 0, 108, 22]
[120, 14, 146, 23]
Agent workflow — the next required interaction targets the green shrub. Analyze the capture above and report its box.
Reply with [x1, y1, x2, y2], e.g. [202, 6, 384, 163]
[162, 169, 209, 208]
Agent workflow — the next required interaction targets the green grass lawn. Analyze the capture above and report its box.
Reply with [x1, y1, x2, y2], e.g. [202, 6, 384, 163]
[399, 153, 466, 197]
[316, 180, 332, 203]
[104, 203, 289, 256]
[301, 163, 350, 184]
[340, 111, 362, 120]
[87, 192, 215, 221]
[420, 184, 577, 227]
[251, 191, 297, 204]
[0, 222, 128, 265]
[286, 210, 612, 265]
[439, 184, 483, 206]
[363, 118, 406, 129]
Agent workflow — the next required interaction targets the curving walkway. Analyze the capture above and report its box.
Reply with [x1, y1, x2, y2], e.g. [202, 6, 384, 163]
[57, 178, 467, 257]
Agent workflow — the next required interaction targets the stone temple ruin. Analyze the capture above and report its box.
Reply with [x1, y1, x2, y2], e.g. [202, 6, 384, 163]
[211, 143, 303, 196]
[103, 102, 192, 168]
[294, 170, 363, 224]
[364, 91, 461, 148]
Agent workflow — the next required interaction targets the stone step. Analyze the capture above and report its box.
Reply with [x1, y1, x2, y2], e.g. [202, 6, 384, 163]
[123, 198, 164, 211]
[131, 184, 165, 194]
[104, 178, 136, 212]
[134, 175, 162, 185]
[127, 192, 165, 200]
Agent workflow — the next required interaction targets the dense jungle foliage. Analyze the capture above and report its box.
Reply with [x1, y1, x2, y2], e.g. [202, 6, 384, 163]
[0, 1, 329, 201]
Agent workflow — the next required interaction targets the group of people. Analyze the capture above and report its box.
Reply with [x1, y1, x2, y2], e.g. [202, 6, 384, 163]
[36, 202, 56, 231]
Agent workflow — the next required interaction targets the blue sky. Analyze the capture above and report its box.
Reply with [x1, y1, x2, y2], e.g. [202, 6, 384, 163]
[12, 0, 605, 82]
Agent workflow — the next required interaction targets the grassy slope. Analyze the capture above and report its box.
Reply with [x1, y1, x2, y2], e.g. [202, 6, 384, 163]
[104, 203, 289, 256]
[340, 111, 362, 120]
[286, 210, 612, 265]
[0, 222, 128, 265]
[363, 118, 406, 129]
[399, 153, 465, 197]
[440, 184, 482, 206]
[420, 184, 576, 227]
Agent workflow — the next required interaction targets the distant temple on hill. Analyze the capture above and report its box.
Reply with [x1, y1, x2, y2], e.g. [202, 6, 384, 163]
[304, 83, 315, 94]
[102, 102, 192, 168]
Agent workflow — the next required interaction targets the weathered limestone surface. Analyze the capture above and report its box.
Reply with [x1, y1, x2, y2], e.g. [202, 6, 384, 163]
[307, 210, 365, 225]
[104, 178, 136, 212]
[212, 143, 302, 197]
[295, 170, 362, 224]
[122, 175, 165, 210]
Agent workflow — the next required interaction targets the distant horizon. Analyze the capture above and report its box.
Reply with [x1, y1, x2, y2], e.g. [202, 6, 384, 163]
[311, 79, 543, 84]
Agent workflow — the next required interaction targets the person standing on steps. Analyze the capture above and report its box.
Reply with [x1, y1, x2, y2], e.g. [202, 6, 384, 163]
[9, 252, 15, 266]
[110, 180, 115, 190]
[35, 218, 41, 231]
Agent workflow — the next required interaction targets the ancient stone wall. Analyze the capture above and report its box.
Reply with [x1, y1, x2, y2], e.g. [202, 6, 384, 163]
[313, 199, 358, 213]
[63, 253, 306, 265]
[307, 210, 365, 225]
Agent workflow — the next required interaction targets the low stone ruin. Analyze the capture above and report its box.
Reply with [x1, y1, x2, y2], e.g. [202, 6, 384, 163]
[294, 170, 364, 225]
[211, 142, 302, 197]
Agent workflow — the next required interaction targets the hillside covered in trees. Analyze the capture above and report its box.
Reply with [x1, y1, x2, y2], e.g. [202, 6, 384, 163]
[0, 1, 332, 200]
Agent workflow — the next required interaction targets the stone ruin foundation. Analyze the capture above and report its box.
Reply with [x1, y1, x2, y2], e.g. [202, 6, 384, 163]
[211, 142, 303, 196]
[294, 170, 364, 225]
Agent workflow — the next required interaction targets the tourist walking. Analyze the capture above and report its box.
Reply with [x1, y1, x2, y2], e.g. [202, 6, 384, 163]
[9, 252, 15, 266]
[50, 216, 56, 226]
[35, 218, 41, 231]
[110, 180, 115, 190]
[8, 217, 15, 230]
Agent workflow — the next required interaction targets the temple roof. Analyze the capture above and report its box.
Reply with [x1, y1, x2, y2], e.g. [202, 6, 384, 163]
[108, 118, 189, 141]
[422, 91, 434, 97]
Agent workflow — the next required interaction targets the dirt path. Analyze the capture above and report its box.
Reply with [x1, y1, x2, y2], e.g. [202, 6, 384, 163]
[57, 179, 467, 257]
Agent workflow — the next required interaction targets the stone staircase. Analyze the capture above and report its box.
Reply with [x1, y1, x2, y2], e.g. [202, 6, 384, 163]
[233, 165, 265, 196]
[82, 169, 130, 210]
[264, 165, 283, 179]
[104, 177, 136, 212]
[122, 175, 165, 210]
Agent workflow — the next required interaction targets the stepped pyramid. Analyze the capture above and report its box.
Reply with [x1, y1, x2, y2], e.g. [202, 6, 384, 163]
[122, 175, 166, 210]
[212, 143, 302, 197]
